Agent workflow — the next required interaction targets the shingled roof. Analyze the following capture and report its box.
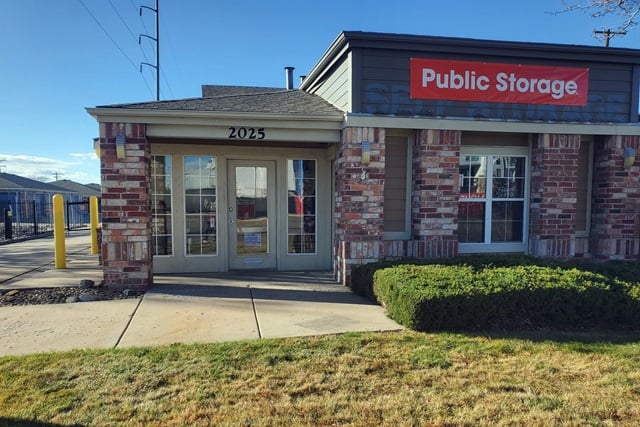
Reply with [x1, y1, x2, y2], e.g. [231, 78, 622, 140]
[99, 86, 344, 117]
[50, 180, 101, 197]
[0, 173, 72, 192]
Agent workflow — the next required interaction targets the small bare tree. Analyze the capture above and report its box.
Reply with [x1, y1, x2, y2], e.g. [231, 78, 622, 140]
[560, 0, 640, 44]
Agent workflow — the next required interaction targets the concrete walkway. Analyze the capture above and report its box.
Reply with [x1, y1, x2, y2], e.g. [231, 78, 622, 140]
[0, 233, 401, 357]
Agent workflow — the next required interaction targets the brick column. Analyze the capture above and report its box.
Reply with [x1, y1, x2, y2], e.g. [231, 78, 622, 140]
[335, 127, 385, 285]
[591, 135, 640, 259]
[99, 122, 153, 289]
[411, 129, 460, 258]
[529, 134, 580, 258]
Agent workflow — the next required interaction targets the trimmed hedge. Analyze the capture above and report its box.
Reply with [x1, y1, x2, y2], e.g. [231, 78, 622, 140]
[373, 264, 640, 331]
[352, 256, 640, 331]
[350, 254, 549, 300]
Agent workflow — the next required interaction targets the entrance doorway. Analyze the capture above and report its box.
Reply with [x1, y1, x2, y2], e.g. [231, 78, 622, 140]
[227, 160, 276, 269]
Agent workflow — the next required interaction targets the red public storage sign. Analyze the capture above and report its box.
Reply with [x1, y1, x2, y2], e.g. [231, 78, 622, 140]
[410, 58, 589, 106]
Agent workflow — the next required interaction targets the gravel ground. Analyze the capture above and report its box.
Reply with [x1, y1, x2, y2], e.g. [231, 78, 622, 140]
[0, 286, 144, 307]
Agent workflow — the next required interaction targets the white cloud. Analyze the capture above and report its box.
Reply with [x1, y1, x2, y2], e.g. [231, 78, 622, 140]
[69, 152, 99, 161]
[0, 153, 100, 184]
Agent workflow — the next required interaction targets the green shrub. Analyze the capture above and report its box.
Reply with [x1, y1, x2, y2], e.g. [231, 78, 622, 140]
[351, 255, 640, 301]
[350, 254, 558, 301]
[372, 264, 640, 331]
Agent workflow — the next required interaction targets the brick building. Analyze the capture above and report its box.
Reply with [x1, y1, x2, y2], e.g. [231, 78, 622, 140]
[88, 31, 640, 288]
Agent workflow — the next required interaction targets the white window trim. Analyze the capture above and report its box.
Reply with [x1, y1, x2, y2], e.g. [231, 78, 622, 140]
[183, 155, 219, 258]
[287, 159, 318, 256]
[384, 136, 413, 240]
[151, 154, 174, 258]
[458, 146, 530, 254]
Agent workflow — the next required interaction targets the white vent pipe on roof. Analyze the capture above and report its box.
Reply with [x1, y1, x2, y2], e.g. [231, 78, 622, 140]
[285, 66, 294, 90]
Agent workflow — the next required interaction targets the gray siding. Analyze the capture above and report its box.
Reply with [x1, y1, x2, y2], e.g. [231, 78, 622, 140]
[308, 54, 351, 112]
[358, 49, 635, 123]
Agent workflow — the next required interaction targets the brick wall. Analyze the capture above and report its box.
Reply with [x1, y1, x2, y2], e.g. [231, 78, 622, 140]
[334, 128, 460, 285]
[334, 127, 385, 285]
[529, 134, 580, 258]
[99, 122, 153, 288]
[411, 129, 460, 258]
[591, 135, 640, 259]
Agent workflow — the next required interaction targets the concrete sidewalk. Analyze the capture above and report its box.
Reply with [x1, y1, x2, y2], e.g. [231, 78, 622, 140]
[0, 230, 102, 288]
[1, 236, 402, 357]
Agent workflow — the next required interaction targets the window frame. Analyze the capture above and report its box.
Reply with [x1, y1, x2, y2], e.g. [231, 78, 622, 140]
[286, 159, 318, 255]
[151, 154, 173, 257]
[458, 146, 530, 254]
[183, 155, 218, 257]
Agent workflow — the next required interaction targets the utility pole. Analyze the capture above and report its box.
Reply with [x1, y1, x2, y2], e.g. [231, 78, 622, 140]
[594, 28, 626, 47]
[139, 0, 159, 100]
[52, 171, 64, 181]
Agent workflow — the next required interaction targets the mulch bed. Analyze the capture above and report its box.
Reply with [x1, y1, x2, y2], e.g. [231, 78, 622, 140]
[0, 286, 144, 307]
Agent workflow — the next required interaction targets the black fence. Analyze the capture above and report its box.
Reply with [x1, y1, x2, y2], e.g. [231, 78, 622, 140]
[1, 199, 97, 242]
[66, 201, 91, 231]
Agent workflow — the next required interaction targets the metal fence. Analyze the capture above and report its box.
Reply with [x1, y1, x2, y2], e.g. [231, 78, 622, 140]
[1, 199, 97, 242]
[65, 200, 91, 231]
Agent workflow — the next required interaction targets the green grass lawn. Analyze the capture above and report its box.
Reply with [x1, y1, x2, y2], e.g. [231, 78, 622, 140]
[1, 330, 640, 426]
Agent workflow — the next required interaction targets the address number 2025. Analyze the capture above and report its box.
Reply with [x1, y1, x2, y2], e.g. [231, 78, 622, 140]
[228, 127, 266, 140]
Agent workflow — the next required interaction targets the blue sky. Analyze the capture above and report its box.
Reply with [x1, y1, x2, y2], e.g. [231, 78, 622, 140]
[0, 0, 637, 184]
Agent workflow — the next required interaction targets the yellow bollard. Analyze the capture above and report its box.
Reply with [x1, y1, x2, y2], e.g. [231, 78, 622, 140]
[90, 196, 99, 255]
[53, 194, 66, 269]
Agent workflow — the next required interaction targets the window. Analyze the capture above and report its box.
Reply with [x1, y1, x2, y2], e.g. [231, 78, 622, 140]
[384, 134, 411, 239]
[287, 159, 316, 254]
[458, 149, 528, 252]
[151, 155, 172, 256]
[184, 156, 217, 256]
[575, 138, 593, 236]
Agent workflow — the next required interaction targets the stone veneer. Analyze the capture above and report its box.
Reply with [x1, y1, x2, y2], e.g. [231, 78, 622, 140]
[334, 128, 461, 285]
[591, 135, 640, 259]
[95, 121, 639, 288]
[529, 134, 581, 258]
[334, 127, 385, 285]
[410, 129, 460, 259]
[99, 122, 153, 288]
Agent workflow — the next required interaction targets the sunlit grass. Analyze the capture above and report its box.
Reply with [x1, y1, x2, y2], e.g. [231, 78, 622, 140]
[1, 330, 639, 426]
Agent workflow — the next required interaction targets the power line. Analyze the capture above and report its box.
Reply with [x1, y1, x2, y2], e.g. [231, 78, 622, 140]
[110, 0, 152, 64]
[161, 69, 174, 99]
[77, 0, 138, 71]
[140, 0, 160, 100]
[131, 0, 151, 37]
[77, 0, 154, 99]
[108, 0, 137, 43]
[161, 21, 182, 99]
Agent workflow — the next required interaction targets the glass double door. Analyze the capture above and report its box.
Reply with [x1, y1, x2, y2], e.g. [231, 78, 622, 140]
[227, 160, 276, 270]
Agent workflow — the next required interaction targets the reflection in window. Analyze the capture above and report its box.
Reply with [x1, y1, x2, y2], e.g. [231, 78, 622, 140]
[491, 201, 524, 242]
[458, 202, 485, 243]
[287, 160, 316, 254]
[184, 156, 217, 256]
[492, 157, 525, 198]
[151, 155, 172, 256]
[458, 154, 526, 244]
[235, 166, 269, 255]
[459, 155, 487, 198]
